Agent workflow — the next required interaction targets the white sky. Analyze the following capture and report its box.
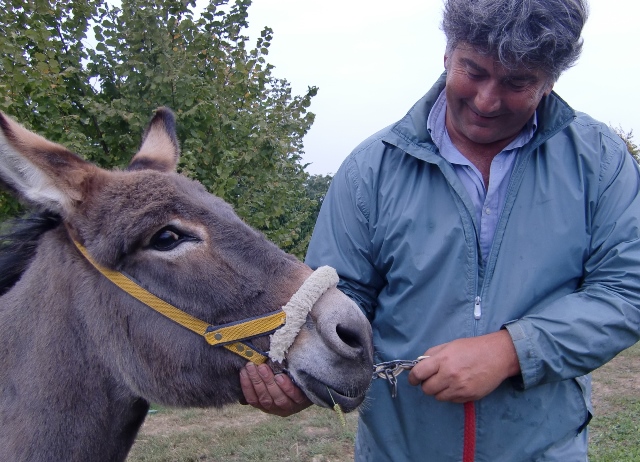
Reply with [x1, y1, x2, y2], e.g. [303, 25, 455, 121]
[244, 0, 640, 175]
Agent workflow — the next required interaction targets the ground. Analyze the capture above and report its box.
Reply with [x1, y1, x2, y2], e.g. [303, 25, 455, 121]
[128, 343, 640, 461]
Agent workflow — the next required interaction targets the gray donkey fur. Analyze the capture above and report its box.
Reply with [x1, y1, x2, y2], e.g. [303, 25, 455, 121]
[0, 108, 373, 462]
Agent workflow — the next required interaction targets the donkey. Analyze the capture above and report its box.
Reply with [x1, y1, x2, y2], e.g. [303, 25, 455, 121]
[0, 108, 374, 462]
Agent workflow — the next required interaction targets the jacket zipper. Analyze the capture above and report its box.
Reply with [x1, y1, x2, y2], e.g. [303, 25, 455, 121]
[473, 295, 482, 337]
[474, 296, 482, 320]
[467, 170, 485, 462]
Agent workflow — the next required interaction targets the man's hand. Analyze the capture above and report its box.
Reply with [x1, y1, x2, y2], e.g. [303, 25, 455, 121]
[239, 362, 312, 417]
[407, 330, 521, 403]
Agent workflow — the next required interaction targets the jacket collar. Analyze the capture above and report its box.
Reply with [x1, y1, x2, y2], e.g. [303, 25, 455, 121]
[383, 72, 576, 162]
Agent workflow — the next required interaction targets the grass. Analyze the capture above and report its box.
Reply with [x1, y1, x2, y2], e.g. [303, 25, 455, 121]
[128, 403, 358, 462]
[589, 398, 640, 461]
[589, 342, 640, 462]
[128, 342, 640, 461]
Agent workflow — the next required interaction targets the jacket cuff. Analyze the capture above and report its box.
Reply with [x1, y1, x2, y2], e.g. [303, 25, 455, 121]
[503, 320, 539, 390]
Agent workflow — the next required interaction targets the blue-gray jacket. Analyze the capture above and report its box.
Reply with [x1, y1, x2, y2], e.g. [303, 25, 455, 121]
[305, 74, 640, 461]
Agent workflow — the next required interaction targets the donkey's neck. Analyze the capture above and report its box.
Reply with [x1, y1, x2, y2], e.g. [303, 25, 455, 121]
[0, 229, 150, 462]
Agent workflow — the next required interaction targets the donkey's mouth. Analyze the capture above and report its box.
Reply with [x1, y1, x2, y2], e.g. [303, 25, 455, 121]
[291, 370, 367, 413]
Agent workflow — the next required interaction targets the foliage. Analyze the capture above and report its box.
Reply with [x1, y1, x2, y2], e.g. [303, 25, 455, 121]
[305, 174, 333, 206]
[613, 127, 639, 164]
[300, 173, 333, 245]
[0, 0, 318, 257]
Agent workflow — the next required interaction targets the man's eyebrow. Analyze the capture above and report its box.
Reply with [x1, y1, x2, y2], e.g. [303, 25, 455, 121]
[506, 66, 539, 78]
[460, 56, 540, 82]
[504, 72, 539, 83]
[459, 57, 486, 72]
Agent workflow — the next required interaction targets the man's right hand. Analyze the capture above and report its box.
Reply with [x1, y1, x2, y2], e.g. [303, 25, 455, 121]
[239, 362, 312, 417]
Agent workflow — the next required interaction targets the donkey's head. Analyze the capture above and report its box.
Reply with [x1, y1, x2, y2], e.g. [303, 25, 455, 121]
[0, 108, 373, 412]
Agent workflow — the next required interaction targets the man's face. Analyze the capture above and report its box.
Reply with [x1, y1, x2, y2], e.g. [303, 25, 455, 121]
[444, 43, 553, 151]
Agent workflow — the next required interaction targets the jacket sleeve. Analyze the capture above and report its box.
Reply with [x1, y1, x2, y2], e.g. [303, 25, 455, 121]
[305, 154, 384, 320]
[505, 130, 640, 389]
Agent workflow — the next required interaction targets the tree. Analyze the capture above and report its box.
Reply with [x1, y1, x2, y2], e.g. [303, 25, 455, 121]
[0, 0, 317, 257]
[300, 173, 332, 241]
[613, 127, 639, 164]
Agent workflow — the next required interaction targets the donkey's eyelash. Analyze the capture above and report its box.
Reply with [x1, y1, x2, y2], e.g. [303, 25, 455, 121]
[148, 226, 199, 251]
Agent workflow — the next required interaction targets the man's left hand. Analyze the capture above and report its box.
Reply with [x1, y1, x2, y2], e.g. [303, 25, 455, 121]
[407, 330, 521, 403]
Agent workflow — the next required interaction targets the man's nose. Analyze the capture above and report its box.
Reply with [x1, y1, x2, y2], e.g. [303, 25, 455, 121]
[474, 81, 501, 115]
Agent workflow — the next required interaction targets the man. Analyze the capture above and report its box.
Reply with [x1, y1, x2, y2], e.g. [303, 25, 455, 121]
[240, 0, 640, 460]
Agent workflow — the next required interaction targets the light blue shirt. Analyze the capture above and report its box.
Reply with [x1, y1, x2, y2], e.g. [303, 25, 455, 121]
[427, 91, 536, 262]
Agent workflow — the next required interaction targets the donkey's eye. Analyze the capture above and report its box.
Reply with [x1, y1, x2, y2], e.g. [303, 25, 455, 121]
[149, 227, 196, 251]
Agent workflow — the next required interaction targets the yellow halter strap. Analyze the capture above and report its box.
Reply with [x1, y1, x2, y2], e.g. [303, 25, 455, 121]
[72, 240, 286, 364]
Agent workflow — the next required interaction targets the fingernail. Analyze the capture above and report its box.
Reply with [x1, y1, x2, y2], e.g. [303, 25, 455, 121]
[275, 374, 285, 385]
[258, 365, 270, 378]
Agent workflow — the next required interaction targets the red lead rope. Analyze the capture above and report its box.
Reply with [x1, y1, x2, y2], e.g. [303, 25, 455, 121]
[463, 401, 476, 462]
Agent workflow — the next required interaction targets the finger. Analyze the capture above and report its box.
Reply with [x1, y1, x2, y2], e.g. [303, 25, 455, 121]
[434, 390, 469, 404]
[243, 362, 278, 409]
[408, 356, 439, 385]
[420, 376, 449, 398]
[239, 363, 266, 408]
[256, 364, 292, 408]
[431, 381, 476, 403]
[273, 373, 310, 405]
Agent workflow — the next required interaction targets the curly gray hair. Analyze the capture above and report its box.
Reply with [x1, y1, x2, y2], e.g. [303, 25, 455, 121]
[442, 0, 589, 81]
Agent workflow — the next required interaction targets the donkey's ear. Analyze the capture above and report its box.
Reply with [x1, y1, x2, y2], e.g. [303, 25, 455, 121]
[128, 107, 180, 172]
[0, 112, 99, 215]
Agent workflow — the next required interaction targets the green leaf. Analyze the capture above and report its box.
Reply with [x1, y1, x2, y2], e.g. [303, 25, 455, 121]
[0, 0, 319, 257]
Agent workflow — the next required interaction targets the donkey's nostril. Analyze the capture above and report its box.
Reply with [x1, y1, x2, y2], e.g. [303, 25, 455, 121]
[336, 324, 364, 349]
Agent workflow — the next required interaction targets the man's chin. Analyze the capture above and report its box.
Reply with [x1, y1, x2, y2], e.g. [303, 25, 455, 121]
[459, 125, 519, 150]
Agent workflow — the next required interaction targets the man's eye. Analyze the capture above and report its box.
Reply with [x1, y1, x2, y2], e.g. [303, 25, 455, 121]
[149, 227, 196, 251]
[506, 79, 529, 90]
